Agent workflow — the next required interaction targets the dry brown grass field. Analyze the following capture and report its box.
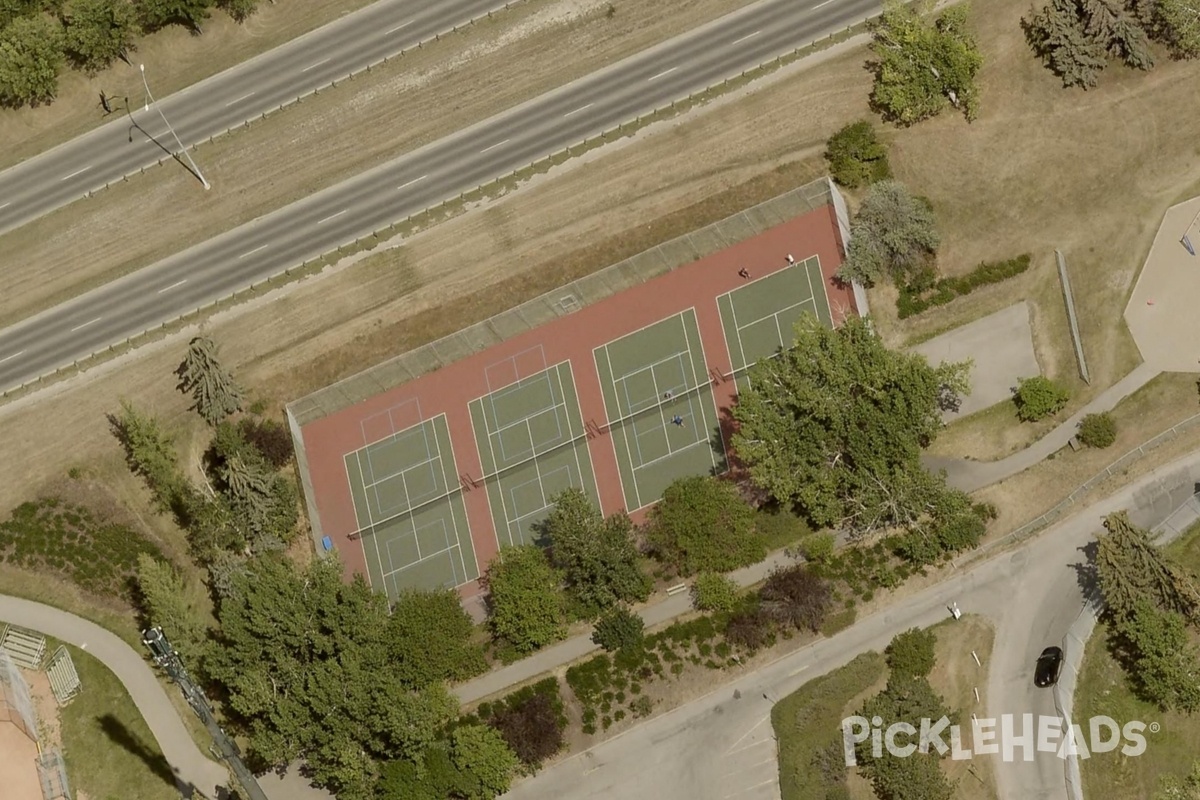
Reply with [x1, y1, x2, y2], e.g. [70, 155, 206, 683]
[0, 0, 385, 168]
[0, 0, 757, 325]
[0, 0, 1199, 565]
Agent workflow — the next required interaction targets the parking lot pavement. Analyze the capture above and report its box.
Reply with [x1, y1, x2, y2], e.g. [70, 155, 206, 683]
[714, 712, 781, 800]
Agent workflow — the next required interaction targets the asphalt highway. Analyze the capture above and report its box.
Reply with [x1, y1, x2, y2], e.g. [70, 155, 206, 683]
[0, 0, 514, 236]
[0, 0, 878, 392]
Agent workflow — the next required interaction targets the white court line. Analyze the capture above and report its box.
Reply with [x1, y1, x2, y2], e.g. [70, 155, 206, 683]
[157, 279, 187, 294]
[480, 139, 510, 154]
[317, 209, 348, 225]
[302, 57, 331, 72]
[647, 66, 677, 82]
[60, 166, 92, 181]
[70, 317, 101, 333]
[386, 20, 413, 34]
[732, 30, 761, 45]
[812, 0, 837, 8]
[397, 175, 428, 191]
[0, 351, 24, 364]
[239, 244, 269, 259]
[564, 102, 594, 118]
[224, 92, 256, 107]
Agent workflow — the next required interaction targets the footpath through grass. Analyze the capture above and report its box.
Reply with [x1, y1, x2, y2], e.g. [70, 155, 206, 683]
[1077, 518, 1200, 796]
[60, 645, 180, 800]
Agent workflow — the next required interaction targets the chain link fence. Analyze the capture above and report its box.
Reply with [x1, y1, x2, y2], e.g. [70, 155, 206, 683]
[288, 176, 839, 427]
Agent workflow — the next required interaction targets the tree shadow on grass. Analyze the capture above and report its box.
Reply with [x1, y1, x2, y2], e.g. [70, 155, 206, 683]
[97, 713, 203, 797]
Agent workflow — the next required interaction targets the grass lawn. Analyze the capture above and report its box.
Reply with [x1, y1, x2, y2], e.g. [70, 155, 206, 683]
[1075, 624, 1192, 798]
[927, 616, 998, 799]
[1075, 519, 1200, 797]
[60, 645, 180, 800]
[773, 651, 887, 800]
[773, 616, 996, 800]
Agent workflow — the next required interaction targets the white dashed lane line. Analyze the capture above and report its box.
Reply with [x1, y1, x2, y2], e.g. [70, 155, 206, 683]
[564, 103, 594, 118]
[397, 175, 427, 191]
[302, 58, 331, 72]
[648, 67, 677, 81]
[70, 317, 102, 333]
[480, 139, 510, 154]
[61, 166, 92, 181]
[157, 279, 188, 294]
[239, 244, 269, 259]
[732, 31, 762, 45]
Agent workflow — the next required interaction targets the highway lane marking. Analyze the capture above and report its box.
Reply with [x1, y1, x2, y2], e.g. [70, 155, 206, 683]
[812, 0, 838, 8]
[386, 20, 413, 34]
[317, 209, 348, 225]
[157, 279, 188, 294]
[70, 317, 102, 333]
[0, 202, 9, 210]
[397, 175, 428, 191]
[647, 66, 677, 82]
[60, 166, 92, 181]
[564, 103, 594, 118]
[732, 30, 762, 45]
[239, 244, 269, 259]
[302, 58, 331, 72]
[0, 351, 25, 365]
[480, 139, 510, 154]
[225, 92, 256, 107]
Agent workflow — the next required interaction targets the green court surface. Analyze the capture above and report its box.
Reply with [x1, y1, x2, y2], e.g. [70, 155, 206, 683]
[593, 309, 725, 511]
[344, 415, 478, 601]
[468, 361, 600, 548]
[717, 256, 832, 391]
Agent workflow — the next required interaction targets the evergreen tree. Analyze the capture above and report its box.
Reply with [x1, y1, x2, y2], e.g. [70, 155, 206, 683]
[111, 400, 186, 513]
[177, 336, 245, 426]
[135, 553, 207, 670]
[1096, 511, 1200, 624]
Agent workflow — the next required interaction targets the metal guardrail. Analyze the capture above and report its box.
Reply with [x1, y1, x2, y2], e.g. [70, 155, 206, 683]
[2, 17, 877, 404]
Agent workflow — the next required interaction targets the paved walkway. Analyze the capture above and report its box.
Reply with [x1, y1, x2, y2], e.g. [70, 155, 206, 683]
[0, 596, 229, 799]
[456, 359, 1163, 702]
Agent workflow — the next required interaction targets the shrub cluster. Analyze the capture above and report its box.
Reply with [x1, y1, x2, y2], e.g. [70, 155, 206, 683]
[897, 254, 1031, 318]
[825, 121, 892, 189]
[1013, 375, 1070, 422]
[0, 497, 163, 598]
[1078, 412, 1117, 448]
[471, 678, 568, 771]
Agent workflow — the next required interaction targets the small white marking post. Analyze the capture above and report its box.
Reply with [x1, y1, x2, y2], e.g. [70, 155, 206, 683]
[972, 650, 981, 666]
[973, 687, 980, 703]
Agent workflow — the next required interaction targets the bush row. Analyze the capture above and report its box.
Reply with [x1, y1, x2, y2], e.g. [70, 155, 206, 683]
[897, 254, 1031, 318]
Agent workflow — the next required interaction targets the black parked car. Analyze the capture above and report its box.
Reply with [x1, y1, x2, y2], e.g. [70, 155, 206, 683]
[1034, 646, 1064, 688]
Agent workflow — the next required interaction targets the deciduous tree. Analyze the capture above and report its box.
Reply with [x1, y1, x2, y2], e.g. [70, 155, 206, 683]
[483, 545, 566, 655]
[489, 692, 565, 768]
[1153, 0, 1200, 57]
[837, 180, 940, 287]
[759, 565, 832, 633]
[207, 555, 459, 800]
[177, 336, 245, 426]
[448, 724, 521, 800]
[136, 0, 212, 32]
[590, 605, 645, 653]
[731, 315, 970, 539]
[868, 0, 982, 125]
[825, 120, 892, 189]
[1116, 599, 1200, 711]
[542, 488, 650, 617]
[885, 628, 937, 679]
[387, 587, 487, 687]
[645, 475, 764, 575]
[0, 15, 65, 108]
[216, 0, 256, 21]
[856, 676, 955, 800]
[61, 0, 139, 73]
[135, 553, 207, 669]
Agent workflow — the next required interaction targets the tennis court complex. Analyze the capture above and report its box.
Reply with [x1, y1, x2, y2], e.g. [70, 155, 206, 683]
[344, 404, 477, 602]
[593, 309, 725, 511]
[717, 256, 832, 390]
[468, 351, 600, 548]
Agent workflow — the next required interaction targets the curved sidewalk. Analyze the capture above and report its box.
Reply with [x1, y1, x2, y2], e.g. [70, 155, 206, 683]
[0, 596, 228, 799]
[456, 361, 1166, 703]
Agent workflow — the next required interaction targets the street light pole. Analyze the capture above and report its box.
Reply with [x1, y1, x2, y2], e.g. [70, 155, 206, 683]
[140, 64, 211, 190]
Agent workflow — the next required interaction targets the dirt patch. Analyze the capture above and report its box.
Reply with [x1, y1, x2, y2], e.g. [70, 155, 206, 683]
[0, 0, 760, 325]
[0, 714, 39, 800]
[0, 0, 389, 171]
